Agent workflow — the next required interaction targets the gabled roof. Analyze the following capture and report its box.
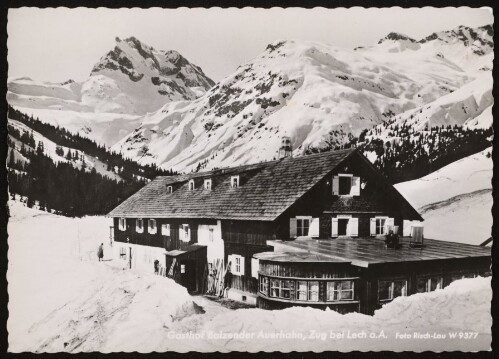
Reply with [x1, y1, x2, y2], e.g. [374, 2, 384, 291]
[109, 148, 356, 221]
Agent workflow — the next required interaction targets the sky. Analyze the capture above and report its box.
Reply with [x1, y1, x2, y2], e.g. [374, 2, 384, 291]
[7, 7, 493, 83]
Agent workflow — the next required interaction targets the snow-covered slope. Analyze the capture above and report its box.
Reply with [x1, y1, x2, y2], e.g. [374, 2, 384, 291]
[395, 148, 492, 245]
[114, 24, 493, 172]
[7, 37, 215, 146]
[8, 118, 121, 181]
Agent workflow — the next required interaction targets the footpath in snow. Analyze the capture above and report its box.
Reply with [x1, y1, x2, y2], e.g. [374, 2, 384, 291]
[7, 201, 492, 352]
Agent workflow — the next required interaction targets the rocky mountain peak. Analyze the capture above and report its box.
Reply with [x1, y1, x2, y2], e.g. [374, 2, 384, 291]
[378, 32, 417, 44]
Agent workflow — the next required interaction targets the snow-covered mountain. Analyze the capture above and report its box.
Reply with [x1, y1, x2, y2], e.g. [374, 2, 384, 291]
[113, 24, 493, 172]
[7, 37, 215, 146]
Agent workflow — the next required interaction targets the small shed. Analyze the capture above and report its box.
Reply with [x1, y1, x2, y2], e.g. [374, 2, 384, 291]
[165, 244, 208, 294]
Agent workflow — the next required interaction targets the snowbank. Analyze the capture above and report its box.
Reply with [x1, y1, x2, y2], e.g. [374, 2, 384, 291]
[199, 277, 491, 352]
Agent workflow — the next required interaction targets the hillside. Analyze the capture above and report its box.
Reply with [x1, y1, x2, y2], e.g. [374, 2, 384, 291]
[7, 37, 215, 146]
[113, 24, 493, 173]
[395, 148, 492, 245]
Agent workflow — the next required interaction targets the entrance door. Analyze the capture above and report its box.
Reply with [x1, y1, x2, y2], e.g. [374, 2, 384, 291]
[181, 260, 197, 293]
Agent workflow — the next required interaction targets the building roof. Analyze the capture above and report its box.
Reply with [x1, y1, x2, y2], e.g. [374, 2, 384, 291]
[254, 251, 349, 263]
[268, 237, 491, 268]
[109, 149, 356, 221]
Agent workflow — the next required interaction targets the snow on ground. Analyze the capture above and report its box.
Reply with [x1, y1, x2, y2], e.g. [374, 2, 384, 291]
[8, 201, 492, 352]
[395, 148, 492, 245]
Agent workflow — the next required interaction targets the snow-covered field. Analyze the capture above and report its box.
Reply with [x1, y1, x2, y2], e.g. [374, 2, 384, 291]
[395, 148, 492, 245]
[7, 201, 492, 352]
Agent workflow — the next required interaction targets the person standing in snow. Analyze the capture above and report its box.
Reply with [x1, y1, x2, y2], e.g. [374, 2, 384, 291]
[97, 243, 104, 261]
[220, 265, 232, 298]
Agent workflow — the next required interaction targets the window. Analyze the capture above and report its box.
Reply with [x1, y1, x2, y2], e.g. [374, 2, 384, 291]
[376, 218, 386, 235]
[297, 281, 308, 301]
[339, 176, 352, 195]
[332, 216, 358, 237]
[450, 273, 476, 283]
[308, 281, 319, 301]
[259, 276, 269, 295]
[333, 174, 360, 196]
[417, 276, 443, 293]
[270, 278, 281, 298]
[119, 218, 126, 231]
[161, 223, 171, 236]
[235, 256, 241, 273]
[119, 247, 126, 260]
[231, 175, 239, 188]
[166, 185, 173, 194]
[338, 218, 349, 236]
[269, 279, 293, 299]
[228, 254, 245, 275]
[148, 219, 157, 234]
[327, 280, 355, 301]
[378, 280, 407, 302]
[189, 180, 195, 190]
[180, 224, 190, 242]
[136, 218, 144, 233]
[204, 179, 212, 190]
[297, 218, 310, 237]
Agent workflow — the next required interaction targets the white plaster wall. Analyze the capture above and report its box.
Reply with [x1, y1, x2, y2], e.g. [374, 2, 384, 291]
[198, 220, 224, 265]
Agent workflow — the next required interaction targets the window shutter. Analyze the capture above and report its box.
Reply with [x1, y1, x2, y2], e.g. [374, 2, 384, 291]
[179, 225, 184, 241]
[187, 226, 191, 242]
[332, 176, 339, 195]
[309, 218, 320, 238]
[289, 218, 297, 238]
[386, 218, 395, 232]
[331, 217, 338, 237]
[350, 176, 360, 196]
[403, 220, 411, 237]
[370, 218, 376, 236]
[239, 256, 245, 275]
[251, 258, 259, 278]
[349, 218, 359, 237]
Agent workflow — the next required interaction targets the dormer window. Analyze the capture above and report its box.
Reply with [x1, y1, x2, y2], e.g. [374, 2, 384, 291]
[189, 179, 195, 191]
[231, 175, 239, 188]
[204, 179, 212, 190]
[166, 185, 173, 194]
[332, 174, 360, 196]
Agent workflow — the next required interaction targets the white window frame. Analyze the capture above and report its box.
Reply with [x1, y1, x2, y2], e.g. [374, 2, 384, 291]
[378, 279, 407, 302]
[119, 218, 126, 231]
[161, 223, 171, 236]
[231, 175, 240, 188]
[296, 216, 311, 237]
[338, 173, 353, 196]
[188, 180, 195, 191]
[148, 219, 157, 234]
[259, 276, 269, 295]
[180, 224, 191, 242]
[136, 218, 144, 233]
[204, 179, 212, 190]
[336, 215, 352, 237]
[418, 276, 444, 293]
[307, 281, 319, 302]
[326, 280, 355, 302]
[166, 185, 173, 194]
[228, 254, 245, 275]
[375, 216, 389, 236]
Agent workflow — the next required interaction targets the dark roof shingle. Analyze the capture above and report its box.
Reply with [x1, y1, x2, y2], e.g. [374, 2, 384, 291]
[109, 149, 355, 221]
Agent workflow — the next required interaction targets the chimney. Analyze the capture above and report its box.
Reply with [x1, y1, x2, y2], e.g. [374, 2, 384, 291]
[278, 136, 292, 159]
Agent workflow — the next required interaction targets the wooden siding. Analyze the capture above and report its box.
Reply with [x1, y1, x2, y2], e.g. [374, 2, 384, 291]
[113, 217, 217, 252]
